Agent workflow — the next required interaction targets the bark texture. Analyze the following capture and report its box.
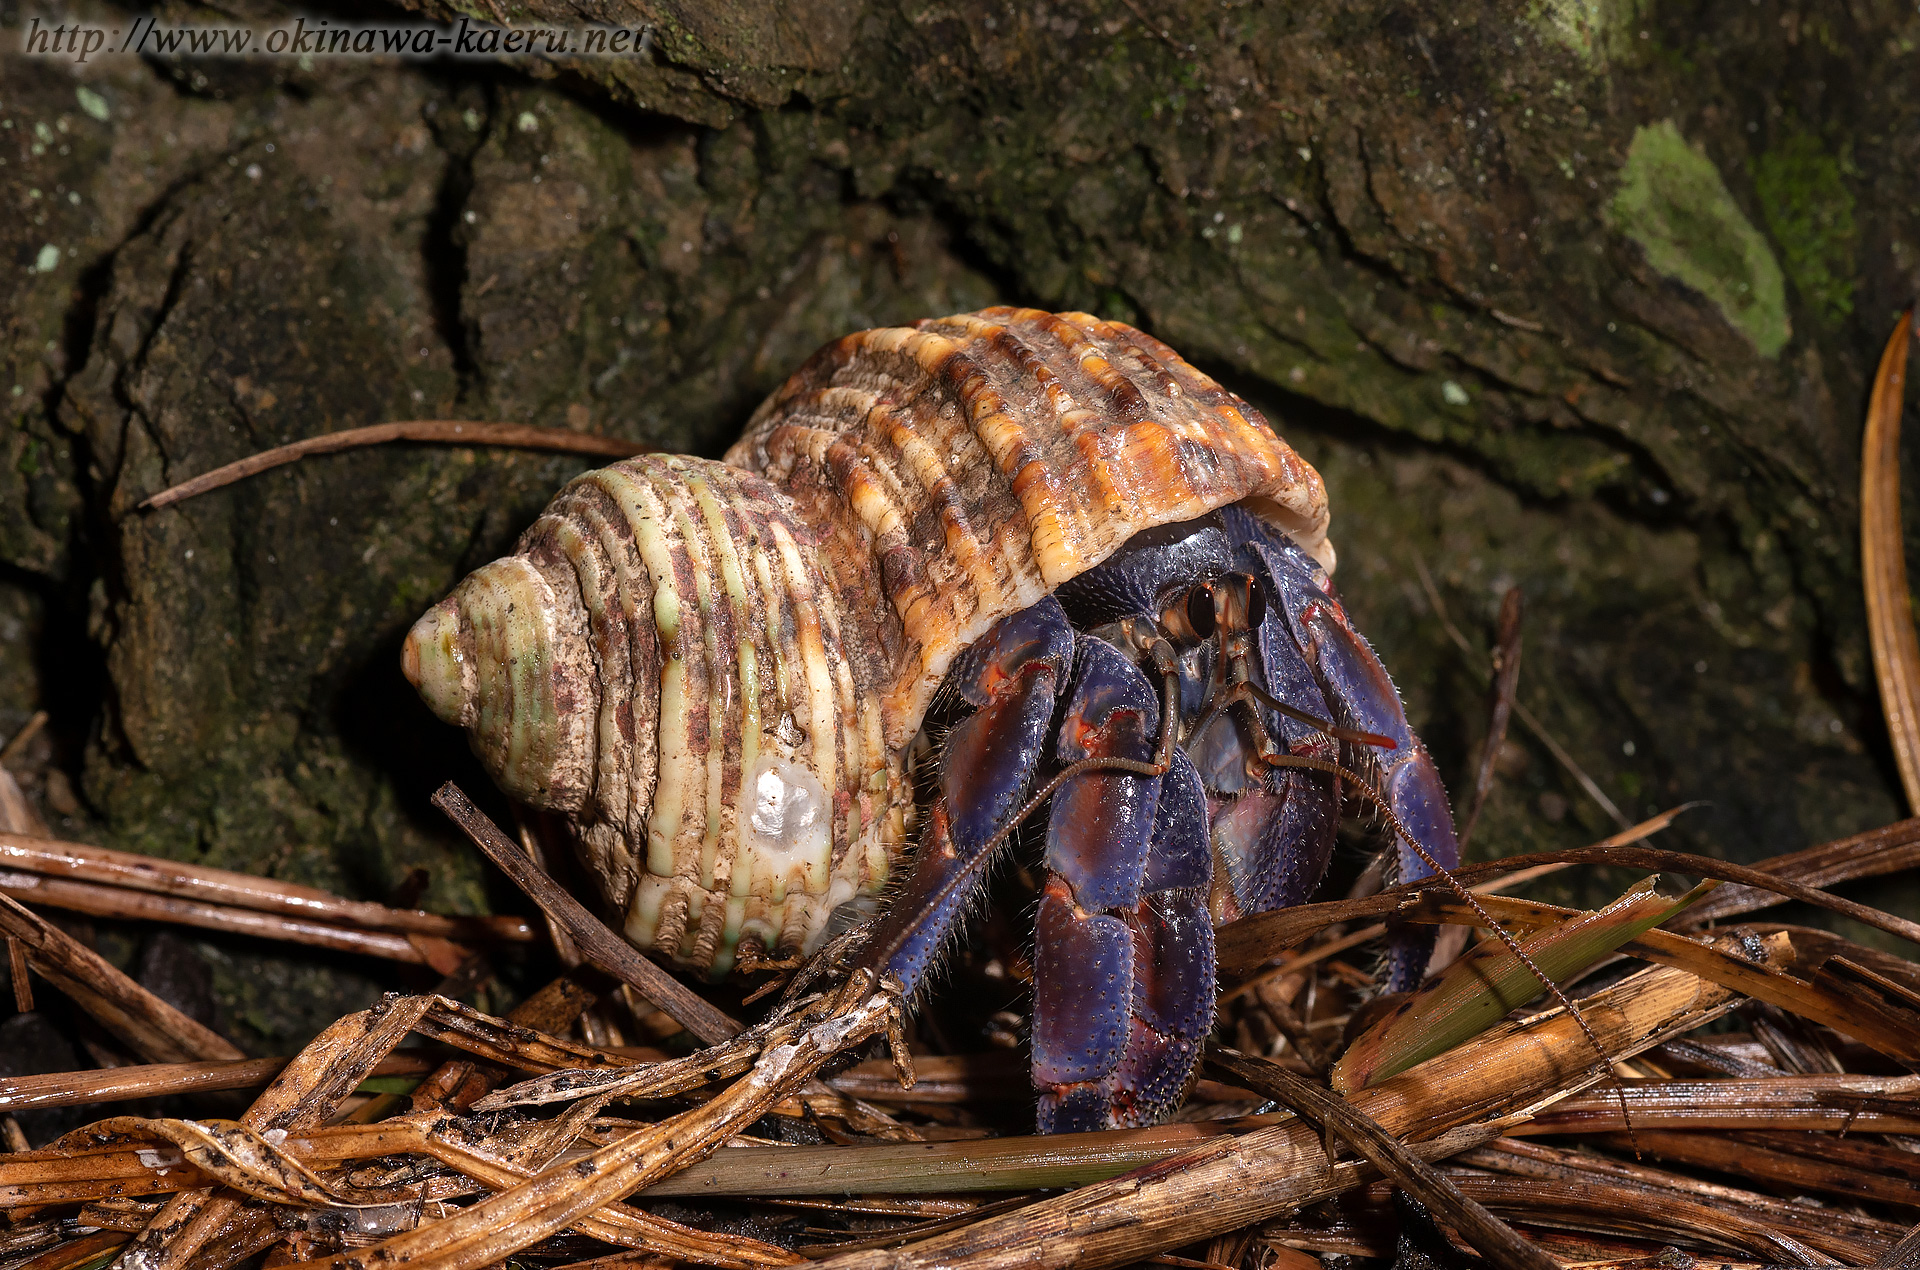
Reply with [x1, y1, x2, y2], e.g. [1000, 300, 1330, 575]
[2, 0, 1917, 1042]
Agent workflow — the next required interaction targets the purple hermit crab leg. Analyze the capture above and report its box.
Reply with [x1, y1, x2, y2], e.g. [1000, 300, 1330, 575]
[1233, 530, 1461, 991]
[1109, 746, 1215, 1126]
[1293, 595, 1460, 988]
[855, 597, 1075, 994]
[1033, 638, 1176, 1132]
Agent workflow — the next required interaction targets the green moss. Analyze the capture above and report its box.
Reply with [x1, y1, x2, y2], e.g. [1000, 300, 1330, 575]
[1751, 130, 1857, 324]
[1609, 121, 1790, 358]
[1531, 0, 1642, 67]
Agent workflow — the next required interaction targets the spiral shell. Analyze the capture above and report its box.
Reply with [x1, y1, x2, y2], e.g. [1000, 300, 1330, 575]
[404, 307, 1332, 976]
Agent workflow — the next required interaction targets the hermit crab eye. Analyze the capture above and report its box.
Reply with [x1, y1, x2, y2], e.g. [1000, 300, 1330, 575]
[1153, 584, 1209, 643]
[1156, 583, 1216, 642]
[1215, 572, 1266, 632]
[1186, 585, 1219, 639]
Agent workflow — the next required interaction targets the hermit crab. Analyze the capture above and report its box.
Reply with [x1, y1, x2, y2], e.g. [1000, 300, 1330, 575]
[402, 307, 1460, 1131]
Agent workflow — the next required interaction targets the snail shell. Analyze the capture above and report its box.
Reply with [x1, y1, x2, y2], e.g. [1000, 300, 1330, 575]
[404, 307, 1332, 977]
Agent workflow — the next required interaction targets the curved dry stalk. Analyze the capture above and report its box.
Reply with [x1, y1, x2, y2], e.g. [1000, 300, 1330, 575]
[304, 978, 905, 1270]
[1863, 310, 1920, 811]
[136, 421, 648, 512]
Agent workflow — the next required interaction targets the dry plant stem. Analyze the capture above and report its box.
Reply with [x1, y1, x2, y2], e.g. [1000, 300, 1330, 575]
[16, 1229, 127, 1270]
[0, 871, 443, 965]
[1218, 828, 1920, 976]
[0, 1047, 972, 1119]
[811, 953, 1749, 1270]
[1458, 585, 1523, 851]
[1459, 844, 1920, 947]
[637, 1126, 1246, 1198]
[1221, 856, 1598, 1008]
[0, 711, 48, 766]
[1207, 1047, 1558, 1270]
[305, 981, 902, 1270]
[0, 769, 49, 837]
[1442, 1173, 1867, 1266]
[1398, 891, 1920, 1058]
[1413, 554, 1631, 830]
[0, 893, 241, 1064]
[1682, 817, 1920, 925]
[7, 934, 29, 1013]
[0, 1053, 434, 1114]
[1473, 1136, 1910, 1249]
[1217, 805, 1692, 976]
[1514, 1073, 1920, 1134]
[0, 832, 532, 943]
[1863, 310, 1920, 811]
[136, 421, 648, 511]
[433, 782, 741, 1046]
[1874, 1223, 1920, 1270]
[1610, 1130, 1920, 1211]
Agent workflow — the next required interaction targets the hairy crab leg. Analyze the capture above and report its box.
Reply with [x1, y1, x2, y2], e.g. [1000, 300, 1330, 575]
[1110, 746, 1215, 1126]
[855, 597, 1075, 994]
[1291, 600, 1458, 989]
[1034, 639, 1199, 1132]
[1225, 520, 1461, 991]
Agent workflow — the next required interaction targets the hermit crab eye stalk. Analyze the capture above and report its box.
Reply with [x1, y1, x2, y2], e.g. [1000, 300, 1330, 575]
[1211, 572, 1265, 634]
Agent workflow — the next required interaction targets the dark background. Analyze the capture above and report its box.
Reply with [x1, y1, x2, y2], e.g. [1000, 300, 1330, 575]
[3, 0, 1916, 1050]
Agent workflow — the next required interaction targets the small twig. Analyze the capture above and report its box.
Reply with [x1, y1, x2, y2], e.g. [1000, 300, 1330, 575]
[0, 1052, 437, 1114]
[6, 935, 30, 1013]
[0, 870, 463, 967]
[0, 832, 533, 943]
[136, 421, 648, 512]
[432, 782, 742, 1046]
[1873, 1220, 1920, 1270]
[0, 711, 48, 767]
[1413, 555, 1632, 831]
[1459, 586, 1523, 851]
[1209, 1046, 1560, 1270]
[0, 893, 241, 1064]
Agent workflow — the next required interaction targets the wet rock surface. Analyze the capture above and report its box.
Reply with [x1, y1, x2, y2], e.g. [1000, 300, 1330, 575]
[2, 0, 1917, 1046]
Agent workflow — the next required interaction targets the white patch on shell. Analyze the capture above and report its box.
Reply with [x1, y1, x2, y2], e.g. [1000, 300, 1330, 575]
[741, 753, 833, 903]
[748, 754, 828, 859]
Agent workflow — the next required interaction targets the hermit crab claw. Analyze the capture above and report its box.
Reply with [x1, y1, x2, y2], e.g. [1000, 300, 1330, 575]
[400, 557, 599, 814]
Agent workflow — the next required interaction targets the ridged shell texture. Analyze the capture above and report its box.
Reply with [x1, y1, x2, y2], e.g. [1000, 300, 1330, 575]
[405, 308, 1332, 976]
